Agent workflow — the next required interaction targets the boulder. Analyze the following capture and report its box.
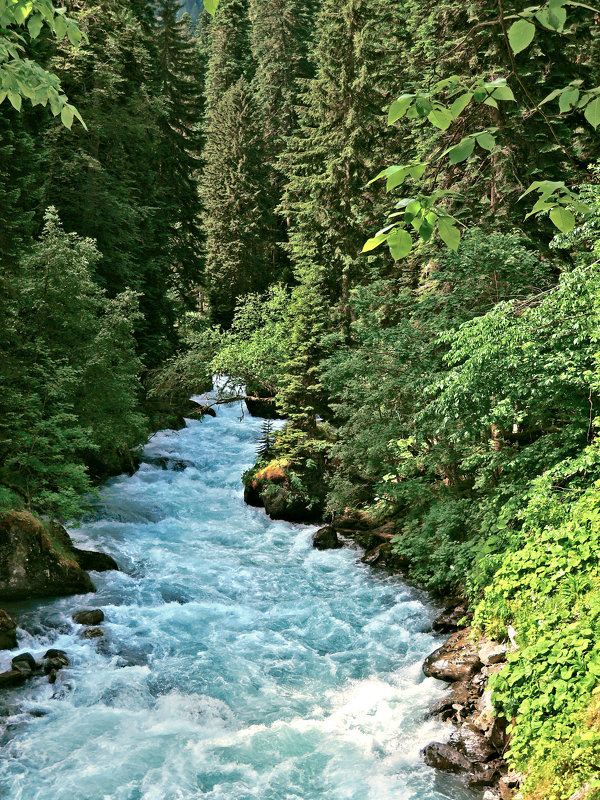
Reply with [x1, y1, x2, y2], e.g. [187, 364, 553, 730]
[43, 649, 69, 666]
[73, 608, 104, 625]
[312, 526, 342, 551]
[457, 723, 497, 762]
[81, 627, 104, 639]
[422, 742, 472, 773]
[479, 640, 508, 666]
[467, 760, 504, 787]
[0, 668, 30, 687]
[0, 609, 17, 650]
[499, 773, 523, 799]
[0, 511, 95, 600]
[73, 548, 119, 573]
[361, 542, 408, 571]
[428, 691, 454, 718]
[12, 652, 37, 673]
[432, 605, 470, 634]
[423, 627, 482, 682]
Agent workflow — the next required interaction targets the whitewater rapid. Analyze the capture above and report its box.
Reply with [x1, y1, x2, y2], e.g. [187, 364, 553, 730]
[0, 398, 476, 800]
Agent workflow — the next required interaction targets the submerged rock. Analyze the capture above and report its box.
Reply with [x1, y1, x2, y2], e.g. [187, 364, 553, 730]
[423, 628, 481, 681]
[312, 526, 342, 550]
[81, 627, 104, 639]
[0, 609, 17, 650]
[72, 608, 104, 626]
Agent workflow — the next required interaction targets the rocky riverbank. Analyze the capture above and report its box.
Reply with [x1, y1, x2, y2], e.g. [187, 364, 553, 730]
[310, 518, 519, 798]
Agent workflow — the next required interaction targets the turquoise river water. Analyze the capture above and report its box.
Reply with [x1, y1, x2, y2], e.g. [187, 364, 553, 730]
[0, 396, 477, 800]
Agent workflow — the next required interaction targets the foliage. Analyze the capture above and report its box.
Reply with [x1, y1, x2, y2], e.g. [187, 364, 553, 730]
[0, 0, 84, 125]
[0, 209, 146, 518]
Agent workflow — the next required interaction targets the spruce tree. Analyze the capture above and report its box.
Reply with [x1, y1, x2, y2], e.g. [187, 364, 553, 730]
[155, 2, 205, 299]
[203, 0, 249, 107]
[43, 0, 180, 366]
[200, 76, 277, 326]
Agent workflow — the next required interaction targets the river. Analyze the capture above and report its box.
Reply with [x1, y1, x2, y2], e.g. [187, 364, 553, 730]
[0, 397, 477, 800]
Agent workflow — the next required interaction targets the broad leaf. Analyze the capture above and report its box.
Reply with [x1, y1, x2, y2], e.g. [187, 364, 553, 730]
[584, 97, 600, 129]
[508, 19, 536, 54]
[387, 228, 412, 260]
[549, 206, 575, 233]
[437, 218, 461, 251]
[449, 137, 475, 164]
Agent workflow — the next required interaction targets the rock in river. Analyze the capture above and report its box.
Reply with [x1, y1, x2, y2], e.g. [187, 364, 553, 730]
[423, 627, 481, 682]
[0, 609, 17, 650]
[312, 526, 342, 551]
[72, 608, 104, 626]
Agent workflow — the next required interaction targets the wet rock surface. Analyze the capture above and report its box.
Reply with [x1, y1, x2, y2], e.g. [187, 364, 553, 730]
[422, 609, 514, 796]
[80, 627, 104, 639]
[0, 511, 118, 601]
[0, 609, 17, 650]
[72, 608, 104, 626]
[0, 648, 70, 689]
[423, 628, 482, 682]
[312, 526, 342, 551]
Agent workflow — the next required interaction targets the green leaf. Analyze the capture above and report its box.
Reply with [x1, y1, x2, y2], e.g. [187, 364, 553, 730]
[450, 92, 473, 119]
[476, 132, 496, 151]
[437, 218, 461, 251]
[409, 163, 426, 180]
[428, 106, 453, 131]
[559, 87, 580, 112]
[54, 14, 67, 39]
[449, 137, 475, 164]
[27, 13, 43, 39]
[508, 19, 536, 54]
[388, 94, 415, 124]
[204, 0, 219, 13]
[387, 167, 408, 191]
[60, 104, 74, 129]
[584, 97, 600, 129]
[491, 85, 515, 102]
[8, 91, 22, 111]
[387, 228, 412, 260]
[362, 233, 387, 253]
[550, 206, 576, 233]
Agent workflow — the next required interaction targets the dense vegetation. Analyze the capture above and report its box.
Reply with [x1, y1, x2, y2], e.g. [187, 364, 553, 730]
[3, 0, 600, 796]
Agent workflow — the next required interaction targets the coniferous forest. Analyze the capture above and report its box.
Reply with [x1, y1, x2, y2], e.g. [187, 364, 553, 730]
[2, 1, 600, 798]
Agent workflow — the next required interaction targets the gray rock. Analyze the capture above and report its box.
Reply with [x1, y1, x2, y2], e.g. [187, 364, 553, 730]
[72, 609, 104, 626]
[423, 628, 482, 682]
[81, 627, 104, 639]
[312, 526, 342, 551]
[0, 609, 17, 650]
[457, 723, 497, 762]
[12, 652, 37, 673]
[479, 640, 508, 666]
[422, 742, 472, 773]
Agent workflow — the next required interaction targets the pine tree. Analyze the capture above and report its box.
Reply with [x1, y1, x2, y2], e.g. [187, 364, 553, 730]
[200, 76, 277, 326]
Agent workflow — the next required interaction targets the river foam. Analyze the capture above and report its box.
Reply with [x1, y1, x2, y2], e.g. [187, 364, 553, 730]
[0, 397, 477, 800]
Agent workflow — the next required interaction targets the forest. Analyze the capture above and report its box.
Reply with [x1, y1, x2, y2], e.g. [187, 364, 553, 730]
[1, 0, 600, 798]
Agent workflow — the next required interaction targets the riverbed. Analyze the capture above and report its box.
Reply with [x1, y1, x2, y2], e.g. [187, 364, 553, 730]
[0, 398, 477, 800]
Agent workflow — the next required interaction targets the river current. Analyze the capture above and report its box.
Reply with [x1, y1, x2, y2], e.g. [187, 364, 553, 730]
[0, 397, 476, 800]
